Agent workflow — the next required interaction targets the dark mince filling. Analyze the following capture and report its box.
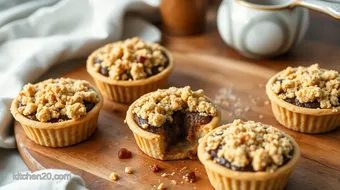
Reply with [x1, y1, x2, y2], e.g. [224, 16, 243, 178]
[95, 51, 169, 78]
[284, 97, 340, 109]
[284, 98, 320, 109]
[134, 111, 211, 149]
[208, 145, 294, 172]
[18, 101, 96, 123]
[276, 79, 339, 109]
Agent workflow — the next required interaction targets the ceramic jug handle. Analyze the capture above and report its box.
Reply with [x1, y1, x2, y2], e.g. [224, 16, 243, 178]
[296, 0, 340, 19]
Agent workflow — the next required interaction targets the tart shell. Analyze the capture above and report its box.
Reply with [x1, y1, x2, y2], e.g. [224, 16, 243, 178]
[86, 45, 174, 104]
[266, 71, 340, 133]
[197, 124, 300, 190]
[125, 94, 221, 160]
[10, 83, 103, 147]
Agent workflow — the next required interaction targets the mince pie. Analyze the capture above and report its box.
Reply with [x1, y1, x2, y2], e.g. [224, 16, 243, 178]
[86, 37, 174, 104]
[11, 78, 103, 147]
[266, 64, 340, 133]
[125, 86, 220, 160]
[198, 120, 300, 190]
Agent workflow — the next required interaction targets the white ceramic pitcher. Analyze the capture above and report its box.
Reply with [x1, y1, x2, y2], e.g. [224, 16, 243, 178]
[217, 0, 310, 58]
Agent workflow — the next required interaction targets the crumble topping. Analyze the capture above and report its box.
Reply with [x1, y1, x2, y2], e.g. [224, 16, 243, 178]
[91, 37, 168, 81]
[132, 86, 217, 127]
[17, 78, 99, 122]
[272, 64, 340, 109]
[205, 120, 294, 172]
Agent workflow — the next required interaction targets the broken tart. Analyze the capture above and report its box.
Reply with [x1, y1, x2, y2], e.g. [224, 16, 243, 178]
[266, 64, 340, 133]
[86, 37, 174, 104]
[125, 86, 220, 160]
[198, 120, 300, 190]
[11, 78, 103, 147]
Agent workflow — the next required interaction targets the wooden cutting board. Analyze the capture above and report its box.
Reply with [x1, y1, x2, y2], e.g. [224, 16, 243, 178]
[14, 52, 340, 190]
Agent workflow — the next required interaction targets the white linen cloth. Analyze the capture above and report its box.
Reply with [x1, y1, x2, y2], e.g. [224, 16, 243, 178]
[0, 0, 161, 189]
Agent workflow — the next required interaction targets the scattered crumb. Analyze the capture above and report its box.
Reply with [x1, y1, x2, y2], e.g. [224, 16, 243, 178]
[259, 114, 264, 119]
[161, 172, 175, 178]
[124, 119, 127, 123]
[180, 167, 188, 172]
[125, 167, 133, 174]
[244, 106, 250, 112]
[251, 98, 257, 105]
[109, 172, 119, 181]
[157, 183, 165, 190]
[181, 181, 184, 184]
[170, 180, 177, 185]
[214, 87, 253, 118]
[264, 100, 270, 105]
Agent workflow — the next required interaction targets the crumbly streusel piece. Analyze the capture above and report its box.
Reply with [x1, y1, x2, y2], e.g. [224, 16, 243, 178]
[109, 172, 119, 181]
[92, 37, 168, 81]
[205, 120, 294, 172]
[272, 64, 340, 109]
[125, 167, 133, 174]
[132, 86, 217, 127]
[17, 78, 99, 122]
[157, 183, 165, 190]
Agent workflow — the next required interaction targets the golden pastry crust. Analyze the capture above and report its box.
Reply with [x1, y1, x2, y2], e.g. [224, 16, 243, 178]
[90, 37, 167, 81]
[132, 86, 217, 127]
[272, 64, 340, 109]
[205, 120, 294, 172]
[16, 78, 99, 122]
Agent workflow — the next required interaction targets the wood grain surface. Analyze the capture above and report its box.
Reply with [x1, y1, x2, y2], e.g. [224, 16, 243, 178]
[15, 52, 340, 189]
